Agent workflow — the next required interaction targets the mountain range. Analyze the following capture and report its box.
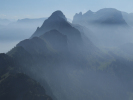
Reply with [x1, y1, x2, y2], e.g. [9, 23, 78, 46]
[73, 8, 128, 25]
[0, 17, 72, 53]
[73, 8, 133, 47]
[0, 8, 133, 100]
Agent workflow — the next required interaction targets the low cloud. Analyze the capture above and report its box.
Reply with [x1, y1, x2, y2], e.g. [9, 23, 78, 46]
[0, 14, 7, 18]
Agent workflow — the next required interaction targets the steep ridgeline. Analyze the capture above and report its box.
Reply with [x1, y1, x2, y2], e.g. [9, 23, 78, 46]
[16, 37, 54, 55]
[0, 18, 48, 53]
[0, 53, 53, 100]
[31, 10, 83, 50]
[7, 29, 69, 100]
[40, 29, 68, 52]
[17, 30, 68, 53]
[73, 8, 133, 47]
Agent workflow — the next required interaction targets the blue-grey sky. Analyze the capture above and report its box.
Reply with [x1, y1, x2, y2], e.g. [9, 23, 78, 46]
[0, 0, 133, 20]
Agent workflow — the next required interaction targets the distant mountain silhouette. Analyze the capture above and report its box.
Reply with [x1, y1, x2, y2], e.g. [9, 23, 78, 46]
[73, 8, 128, 26]
[0, 18, 47, 43]
[122, 12, 133, 27]
[73, 8, 133, 47]
[0, 16, 72, 53]
[17, 18, 47, 24]
[1, 10, 133, 100]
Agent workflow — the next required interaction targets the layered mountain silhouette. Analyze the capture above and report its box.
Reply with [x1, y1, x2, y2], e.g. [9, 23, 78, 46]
[0, 18, 47, 41]
[73, 8, 128, 25]
[1, 9, 133, 100]
[31, 10, 83, 50]
[17, 18, 47, 24]
[0, 15, 72, 53]
[0, 18, 48, 53]
[73, 8, 133, 47]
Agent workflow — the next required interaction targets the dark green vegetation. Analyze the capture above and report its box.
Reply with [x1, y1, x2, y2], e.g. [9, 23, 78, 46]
[0, 53, 53, 100]
[1, 9, 133, 100]
[0, 73, 52, 100]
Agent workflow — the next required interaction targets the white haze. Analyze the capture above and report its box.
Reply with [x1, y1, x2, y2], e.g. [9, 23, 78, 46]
[1, 9, 133, 100]
[0, 41, 18, 53]
[0, 18, 72, 53]
[0, 19, 45, 53]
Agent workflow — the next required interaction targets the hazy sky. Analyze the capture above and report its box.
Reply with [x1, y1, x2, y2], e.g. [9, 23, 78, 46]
[0, 0, 133, 20]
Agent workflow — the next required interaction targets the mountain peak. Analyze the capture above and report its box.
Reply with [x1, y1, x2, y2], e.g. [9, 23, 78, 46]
[49, 10, 67, 20]
[84, 10, 93, 15]
[73, 8, 128, 25]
